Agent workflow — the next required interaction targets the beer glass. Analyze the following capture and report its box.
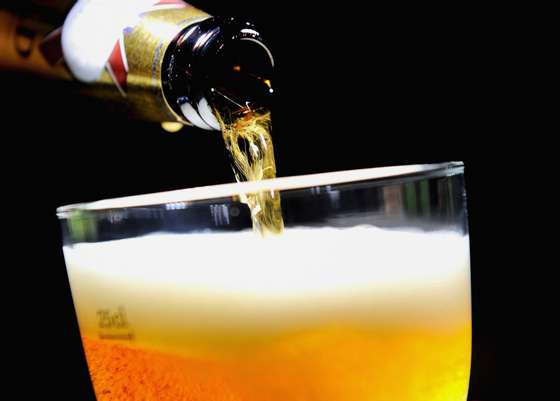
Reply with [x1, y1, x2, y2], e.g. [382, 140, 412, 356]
[58, 162, 471, 401]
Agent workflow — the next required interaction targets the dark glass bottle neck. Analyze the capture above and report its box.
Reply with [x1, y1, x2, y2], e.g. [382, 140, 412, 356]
[162, 17, 274, 130]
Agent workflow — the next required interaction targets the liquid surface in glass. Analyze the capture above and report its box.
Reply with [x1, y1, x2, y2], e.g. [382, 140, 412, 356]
[64, 227, 471, 401]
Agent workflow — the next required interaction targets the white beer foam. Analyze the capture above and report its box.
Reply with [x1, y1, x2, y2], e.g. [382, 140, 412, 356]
[64, 227, 471, 332]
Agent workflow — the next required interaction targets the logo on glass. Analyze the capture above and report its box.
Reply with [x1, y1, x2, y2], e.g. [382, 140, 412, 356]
[97, 307, 134, 341]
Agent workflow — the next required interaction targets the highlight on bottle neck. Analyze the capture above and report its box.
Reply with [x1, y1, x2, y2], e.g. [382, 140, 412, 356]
[162, 17, 274, 130]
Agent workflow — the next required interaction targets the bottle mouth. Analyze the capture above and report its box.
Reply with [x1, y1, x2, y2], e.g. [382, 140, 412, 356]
[206, 30, 274, 116]
[163, 17, 274, 131]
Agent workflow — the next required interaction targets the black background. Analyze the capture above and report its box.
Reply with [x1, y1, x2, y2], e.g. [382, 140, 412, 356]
[2, 1, 496, 399]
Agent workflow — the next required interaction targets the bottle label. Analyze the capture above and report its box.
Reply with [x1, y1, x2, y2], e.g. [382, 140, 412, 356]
[0, 0, 210, 123]
[62, 0, 188, 84]
[61, 0, 209, 122]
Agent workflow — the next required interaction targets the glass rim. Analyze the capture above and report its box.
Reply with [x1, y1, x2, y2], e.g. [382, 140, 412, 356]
[57, 162, 464, 216]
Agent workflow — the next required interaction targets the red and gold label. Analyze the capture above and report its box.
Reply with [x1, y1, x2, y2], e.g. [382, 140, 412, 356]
[0, 0, 210, 123]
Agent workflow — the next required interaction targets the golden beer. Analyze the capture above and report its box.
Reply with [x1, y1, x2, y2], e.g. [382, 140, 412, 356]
[63, 225, 471, 401]
[217, 108, 283, 236]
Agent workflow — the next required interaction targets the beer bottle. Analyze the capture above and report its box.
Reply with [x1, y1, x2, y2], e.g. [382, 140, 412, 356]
[0, 0, 274, 130]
